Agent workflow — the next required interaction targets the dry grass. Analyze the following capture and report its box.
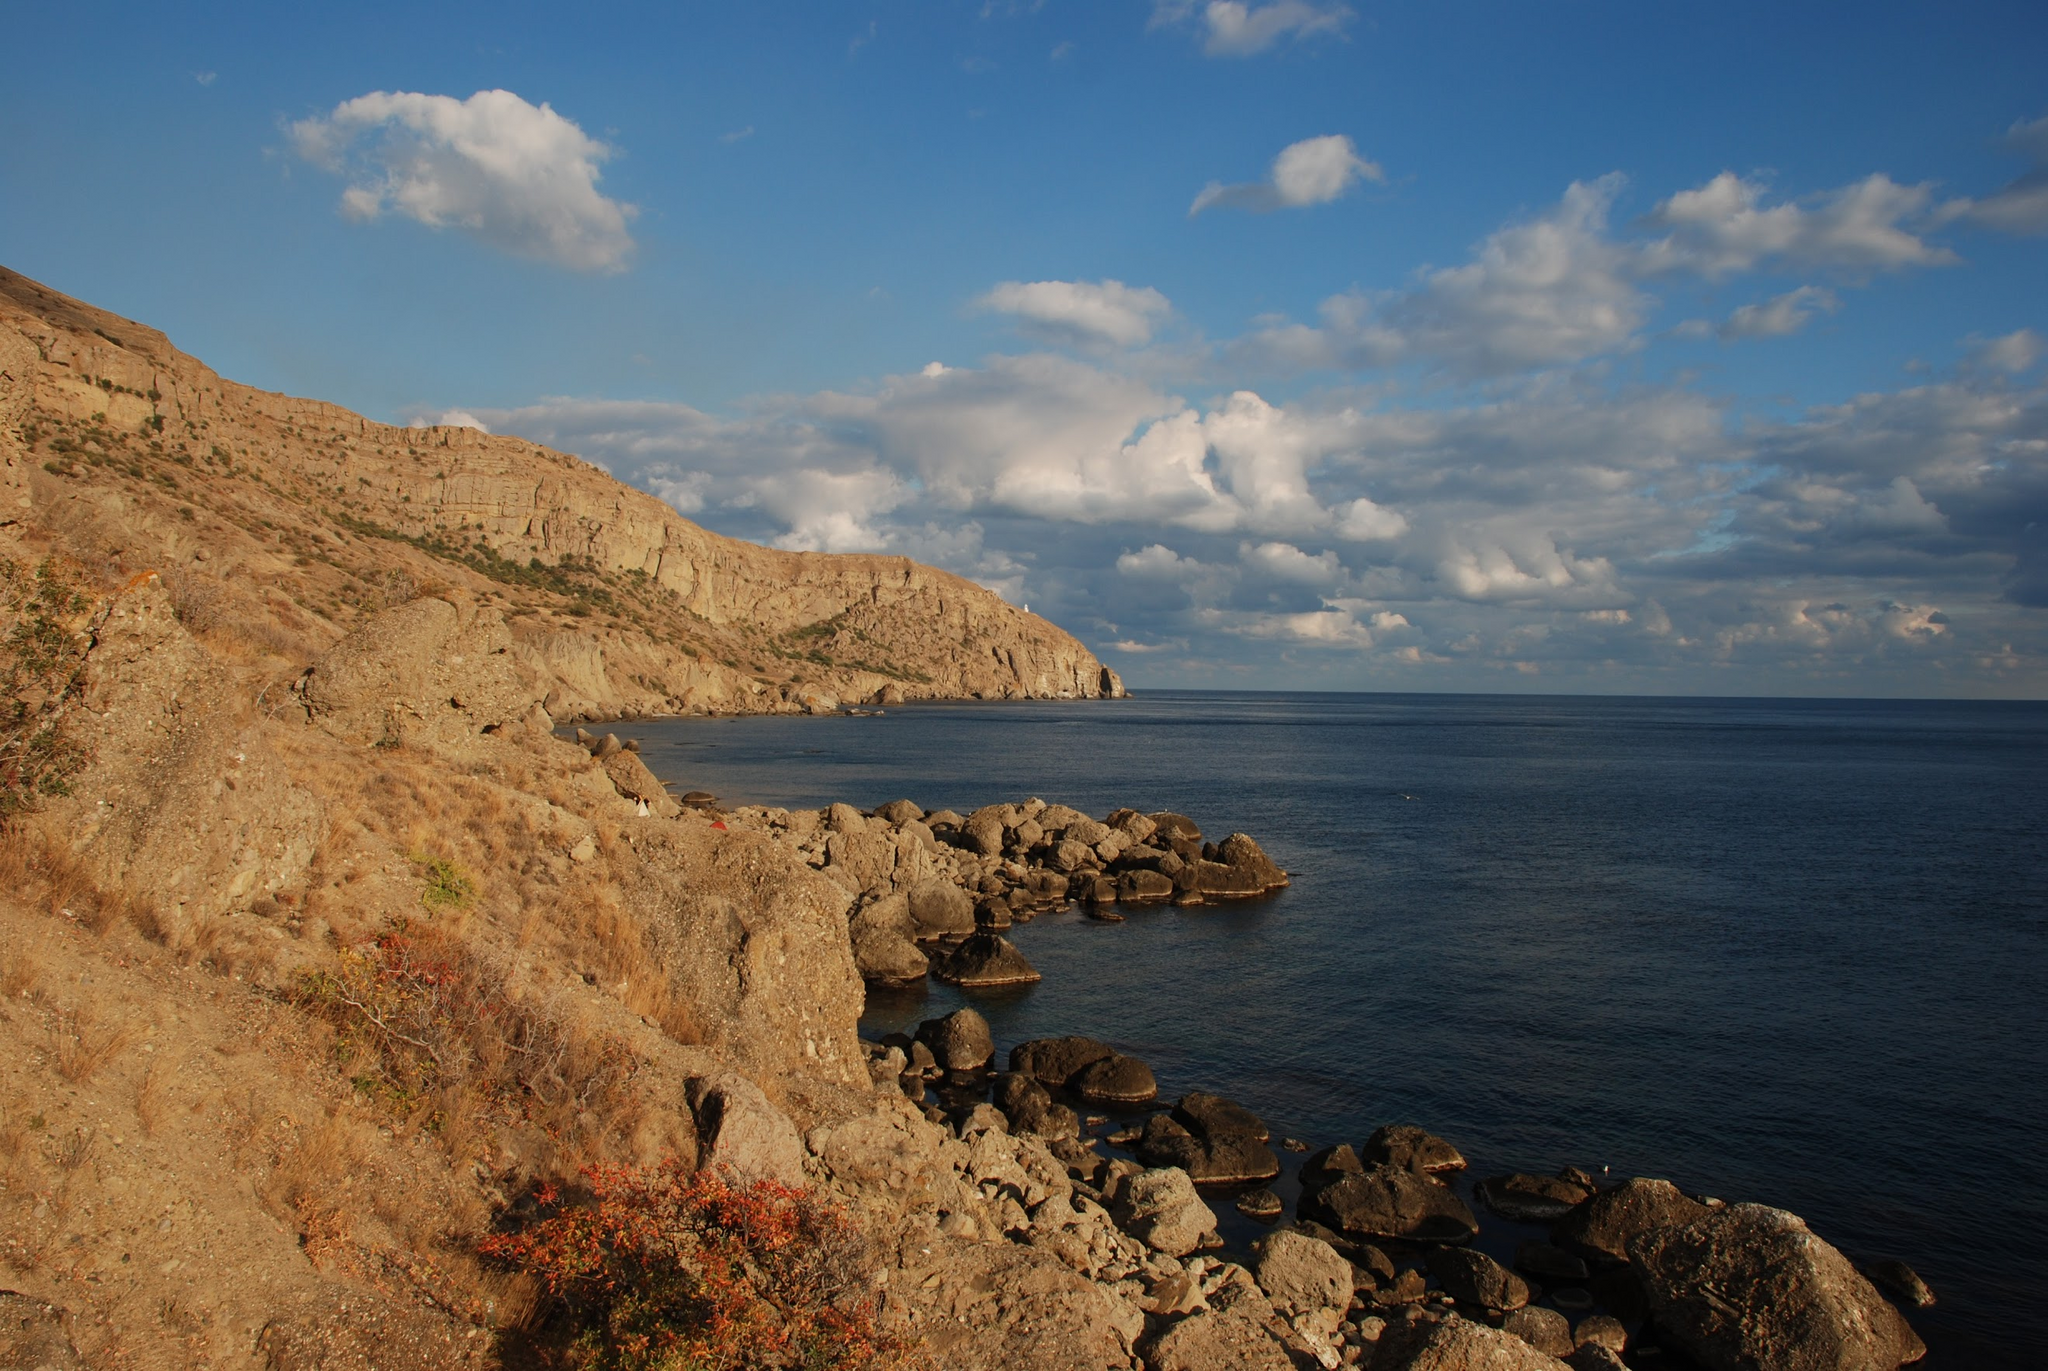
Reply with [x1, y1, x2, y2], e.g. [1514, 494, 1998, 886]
[53, 1007, 131, 1084]
[135, 1059, 168, 1136]
[0, 823, 161, 940]
[1, 946, 43, 999]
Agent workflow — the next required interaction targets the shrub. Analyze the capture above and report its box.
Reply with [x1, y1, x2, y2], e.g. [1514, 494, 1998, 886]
[482, 1161, 909, 1371]
[0, 558, 100, 824]
[295, 922, 633, 1129]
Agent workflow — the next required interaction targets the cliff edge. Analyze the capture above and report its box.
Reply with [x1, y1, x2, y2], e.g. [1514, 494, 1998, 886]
[0, 265, 1124, 719]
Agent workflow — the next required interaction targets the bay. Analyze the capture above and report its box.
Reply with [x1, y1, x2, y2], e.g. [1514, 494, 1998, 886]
[631, 691, 2048, 1365]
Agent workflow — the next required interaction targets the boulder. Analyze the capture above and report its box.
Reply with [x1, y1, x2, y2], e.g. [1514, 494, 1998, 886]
[1513, 1241, 1589, 1283]
[1010, 1036, 1115, 1087]
[915, 1007, 994, 1071]
[826, 801, 867, 833]
[1116, 869, 1176, 902]
[874, 798, 924, 825]
[602, 749, 682, 816]
[1862, 1258, 1936, 1309]
[1189, 832, 1289, 896]
[1564, 1346, 1628, 1371]
[1573, 1315, 1627, 1354]
[1149, 812, 1203, 842]
[934, 932, 1041, 986]
[907, 877, 977, 938]
[1363, 1123, 1466, 1173]
[1374, 1316, 1573, 1370]
[1143, 1309, 1294, 1371]
[1051, 838, 1096, 872]
[963, 813, 1005, 856]
[1299, 1165, 1479, 1244]
[1252, 1229, 1354, 1316]
[1174, 1091, 1269, 1141]
[1551, 1177, 1710, 1265]
[1072, 1052, 1158, 1105]
[848, 895, 927, 985]
[1503, 1307, 1574, 1358]
[1138, 1114, 1279, 1185]
[1300, 1142, 1366, 1189]
[1111, 1167, 1218, 1257]
[1236, 1188, 1284, 1220]
[1428, 1246, 1531, 1311]
[685, 1073, 802, 1187]
[1479, 1172, 1596, 1223]
[1631, 1204, 1928, 1371]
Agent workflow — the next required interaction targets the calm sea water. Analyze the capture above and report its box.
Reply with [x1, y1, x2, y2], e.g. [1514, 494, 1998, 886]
[630, 692, 2048, 1365]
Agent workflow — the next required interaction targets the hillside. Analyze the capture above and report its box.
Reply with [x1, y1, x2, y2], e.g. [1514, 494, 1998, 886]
[0, 266, 1122, 720]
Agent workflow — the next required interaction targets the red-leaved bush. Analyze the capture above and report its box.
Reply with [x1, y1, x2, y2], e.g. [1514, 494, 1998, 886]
[481, 1160, 912, 1371]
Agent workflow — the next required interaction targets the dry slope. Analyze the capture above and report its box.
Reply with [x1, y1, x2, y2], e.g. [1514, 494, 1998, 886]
[0, 265, 1123, 720]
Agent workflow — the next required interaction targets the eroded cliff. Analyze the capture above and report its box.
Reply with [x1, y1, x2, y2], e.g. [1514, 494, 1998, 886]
[0, 265, 1123, 719]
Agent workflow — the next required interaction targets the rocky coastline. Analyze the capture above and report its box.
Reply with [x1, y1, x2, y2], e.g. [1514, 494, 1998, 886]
[594, 745, 1936, 1371]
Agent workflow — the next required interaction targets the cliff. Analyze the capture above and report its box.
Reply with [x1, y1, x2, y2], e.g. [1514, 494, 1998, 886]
[0, 265, 1123, 719]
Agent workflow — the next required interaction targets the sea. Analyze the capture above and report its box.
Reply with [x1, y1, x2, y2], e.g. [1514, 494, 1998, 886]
[627, 691, 2048, 1366]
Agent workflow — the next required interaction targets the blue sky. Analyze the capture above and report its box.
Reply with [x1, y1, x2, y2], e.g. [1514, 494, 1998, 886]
[5, 1, 2047, 695]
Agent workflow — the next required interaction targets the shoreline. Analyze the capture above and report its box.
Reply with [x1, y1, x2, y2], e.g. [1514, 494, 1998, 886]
[608, 712, 1946, 1368]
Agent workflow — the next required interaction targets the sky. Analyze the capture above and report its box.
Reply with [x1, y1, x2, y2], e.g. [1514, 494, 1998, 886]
[4, 2, 2047, 697]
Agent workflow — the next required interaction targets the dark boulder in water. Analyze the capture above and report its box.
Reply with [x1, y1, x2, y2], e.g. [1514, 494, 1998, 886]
[1299, 1164, 1479, 1244]
[1862, 1257, 1936, 1309]
[1479, 1170, 1596, 1222]
[1362, 1123, 1466, 1173]
[1136, 1113, 1280, 1184]
[1427, 1245, 1531, 1311]
[1172, 1091, 1269, 1142]
[914, 1007, 993, 1072]
[1551, 1177, 1710, 1265]
[1009, 1035, 1115, 1086]
[1631, 1203, 1928, 1371]
[1073, 1052, 1157, 1104]
[933, 931, 1041, 986]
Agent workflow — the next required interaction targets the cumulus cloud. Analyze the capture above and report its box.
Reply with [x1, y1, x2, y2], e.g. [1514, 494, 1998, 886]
[289, 89, 636, 271]
[1960, 112, 2048, 235]
[1152, 0, 1353, 57]
[1719, 285, 1839, 340]
[978, 278, 1172, 347]
[1641, 171, 1957, 277]
[1967, 328, 2044, 374]
[1191, 134, 1382, 214]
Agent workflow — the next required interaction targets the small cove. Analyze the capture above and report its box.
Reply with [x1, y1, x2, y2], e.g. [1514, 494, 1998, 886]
[630, 690, 2048, 1366]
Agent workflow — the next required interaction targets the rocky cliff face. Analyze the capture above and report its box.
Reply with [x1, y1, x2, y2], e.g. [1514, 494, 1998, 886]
[0, 265, 1123, 719]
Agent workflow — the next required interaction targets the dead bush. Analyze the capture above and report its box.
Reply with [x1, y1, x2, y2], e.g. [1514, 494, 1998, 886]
[294, 921, 639, 1150]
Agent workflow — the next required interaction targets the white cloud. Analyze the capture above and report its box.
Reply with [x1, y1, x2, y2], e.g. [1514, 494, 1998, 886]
[1719, 285, 1839, 340]
[1117, 544, 1200, 578]
[1191, 134, 1381, 215]
[1240, 540, 1342, 583]
[1961, 112, 2048, 235]
[1969, 328, 2045, 373]
[289, 89, 636, 272]
[1642, 171, 1957, 277]
[1152, 1, 1354, 57]
[1334, 496, 1408, 541]
[978, 278, 1172, 347]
